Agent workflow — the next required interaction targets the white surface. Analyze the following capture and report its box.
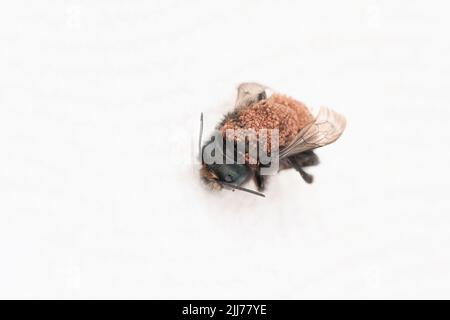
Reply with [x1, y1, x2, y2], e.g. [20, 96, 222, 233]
[1, 0, 450, 299]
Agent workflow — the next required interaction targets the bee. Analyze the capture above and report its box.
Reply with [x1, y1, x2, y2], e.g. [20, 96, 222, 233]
[199, 83, 346, 197]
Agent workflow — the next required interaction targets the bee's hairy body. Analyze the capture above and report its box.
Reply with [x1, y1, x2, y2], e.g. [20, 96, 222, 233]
[219, 94, 313, 154]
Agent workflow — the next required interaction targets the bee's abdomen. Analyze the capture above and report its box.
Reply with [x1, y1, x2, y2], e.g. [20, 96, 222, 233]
[220, 94, 313, 147]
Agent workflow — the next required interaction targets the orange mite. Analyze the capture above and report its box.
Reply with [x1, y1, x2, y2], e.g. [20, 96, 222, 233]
[199, 83, 346, 197]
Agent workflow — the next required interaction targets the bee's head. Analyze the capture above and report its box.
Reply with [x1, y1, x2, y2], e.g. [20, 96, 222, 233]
[201, 163, 250, 188]
[198, 114, 265, 197]
[200, 138, 250, 187]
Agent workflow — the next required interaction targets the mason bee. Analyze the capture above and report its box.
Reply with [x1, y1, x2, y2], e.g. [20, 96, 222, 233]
[199, 83, 346, 197]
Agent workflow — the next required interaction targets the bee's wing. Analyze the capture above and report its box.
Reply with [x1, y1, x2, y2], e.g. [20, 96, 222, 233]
[234, 83, 271, 109]
[279, 106, 346, 159]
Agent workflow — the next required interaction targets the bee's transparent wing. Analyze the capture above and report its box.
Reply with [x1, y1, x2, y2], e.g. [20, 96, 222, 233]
[234, 82, 271, 109]
[279, 107, 346, 159]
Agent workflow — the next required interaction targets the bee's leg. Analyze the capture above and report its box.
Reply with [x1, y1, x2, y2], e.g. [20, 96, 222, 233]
[294, 150, 319, 167]
[254, 167, 266, 192]
[287, 156, 314, 184]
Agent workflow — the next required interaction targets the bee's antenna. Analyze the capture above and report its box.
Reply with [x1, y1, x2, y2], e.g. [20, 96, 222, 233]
[199, 113, 204, 163]
[221, 182, 266, 198]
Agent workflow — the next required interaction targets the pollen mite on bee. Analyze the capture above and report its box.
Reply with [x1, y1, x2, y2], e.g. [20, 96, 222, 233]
[199, 82, 346, 198]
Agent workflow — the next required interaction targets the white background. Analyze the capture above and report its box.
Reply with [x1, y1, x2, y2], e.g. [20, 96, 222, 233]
[1, 0, 450, 299]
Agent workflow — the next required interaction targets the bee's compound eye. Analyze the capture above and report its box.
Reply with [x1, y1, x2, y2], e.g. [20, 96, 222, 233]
[208, 164, 250, 186]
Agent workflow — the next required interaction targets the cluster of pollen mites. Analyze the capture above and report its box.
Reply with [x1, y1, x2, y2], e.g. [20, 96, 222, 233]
[220, 94, 313, 155]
